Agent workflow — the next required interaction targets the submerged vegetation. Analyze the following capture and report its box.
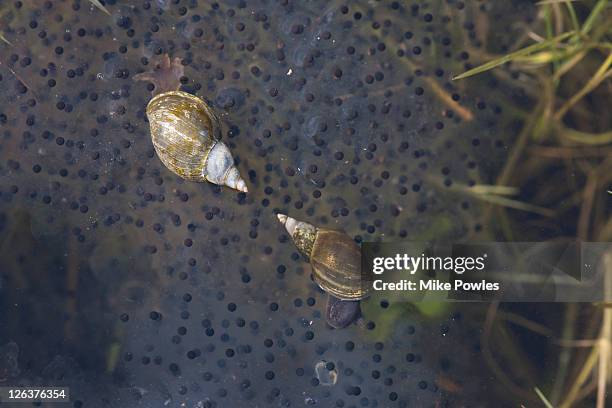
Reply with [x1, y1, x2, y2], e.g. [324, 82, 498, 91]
[454, 1, 611, 407]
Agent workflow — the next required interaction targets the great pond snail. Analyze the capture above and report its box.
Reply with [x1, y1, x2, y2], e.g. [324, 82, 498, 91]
[277, 214, 371, 328]
[134, 55, 248, 192]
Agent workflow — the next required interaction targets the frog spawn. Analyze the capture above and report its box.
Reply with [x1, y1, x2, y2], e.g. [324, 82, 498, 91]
[0, 0, 526, 406]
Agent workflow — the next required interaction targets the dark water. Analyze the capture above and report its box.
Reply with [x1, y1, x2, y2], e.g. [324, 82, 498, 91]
[0, 1, 540, 407]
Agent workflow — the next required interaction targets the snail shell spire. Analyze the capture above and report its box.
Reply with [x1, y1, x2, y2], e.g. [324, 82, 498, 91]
[277, 214, 317, 259]
[205, 141, 248, 192]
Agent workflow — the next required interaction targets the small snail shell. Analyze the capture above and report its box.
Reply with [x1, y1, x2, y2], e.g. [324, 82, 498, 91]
[277, 214, 370, 300]
[145, 90, 248, 192]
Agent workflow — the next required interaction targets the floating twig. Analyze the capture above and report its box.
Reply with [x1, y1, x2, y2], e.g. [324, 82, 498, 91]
[0, 58, 38, 101]
[89, 0, 111, 16]
[534, 387, 554, 408]
[0, 32, 12, 46]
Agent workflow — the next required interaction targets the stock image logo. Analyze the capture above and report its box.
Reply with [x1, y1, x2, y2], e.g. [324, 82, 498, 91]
[361, 242, 611, 302]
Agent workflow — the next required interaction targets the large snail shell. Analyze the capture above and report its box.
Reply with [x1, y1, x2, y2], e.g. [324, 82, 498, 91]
[277, 214, 370, 301]
[146, 91, 248, 192]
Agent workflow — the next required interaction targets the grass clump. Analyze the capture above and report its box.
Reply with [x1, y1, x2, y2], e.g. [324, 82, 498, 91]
[453, 1, 611, 407]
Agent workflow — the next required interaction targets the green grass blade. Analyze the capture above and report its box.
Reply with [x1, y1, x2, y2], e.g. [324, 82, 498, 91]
[543, 5, 560, 76]
[514, 50, 572, 65]
[470, 185, 520, 196]
[89, 0, 111, 15]
[452, 31, 575, 80]
[561, 128, 612, 145]
[544, 5, 554, 41]
[564, 1, 580, 32]
[581, 0, 608, 35]
[469, 193, 555, 217]
[553, 48, 587, 81]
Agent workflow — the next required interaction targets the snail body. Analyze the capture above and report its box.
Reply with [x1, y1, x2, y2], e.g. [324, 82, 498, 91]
[277, 214, 370, 328]
[135, 55, 247, 192]
[326, 294, 362, 329]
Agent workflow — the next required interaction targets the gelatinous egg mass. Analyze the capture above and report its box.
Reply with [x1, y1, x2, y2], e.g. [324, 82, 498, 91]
[0, 0, 530, 406]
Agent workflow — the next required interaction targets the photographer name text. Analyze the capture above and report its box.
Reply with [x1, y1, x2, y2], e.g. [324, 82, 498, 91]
[369, 253, 500, 293]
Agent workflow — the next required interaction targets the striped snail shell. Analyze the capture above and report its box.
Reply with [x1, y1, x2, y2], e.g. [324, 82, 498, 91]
[145, 91, 248, 192]
[277, 214, 370, 300]
[134, 55, 247, 192]
[277, 214, 369, 328]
